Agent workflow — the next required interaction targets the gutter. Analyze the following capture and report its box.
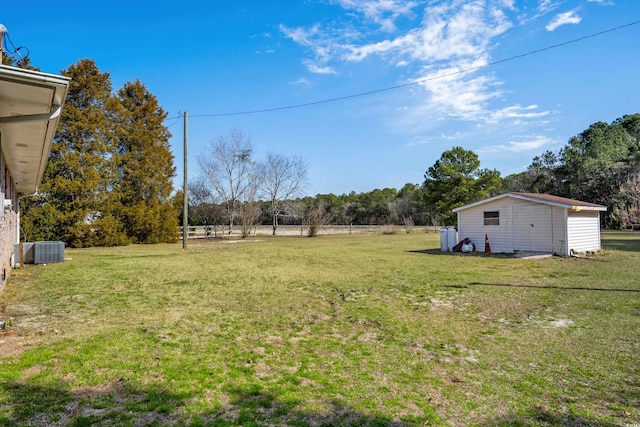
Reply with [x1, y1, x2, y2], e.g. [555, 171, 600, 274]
[0, 105, 62, 124]
[0, 64, 71, 87]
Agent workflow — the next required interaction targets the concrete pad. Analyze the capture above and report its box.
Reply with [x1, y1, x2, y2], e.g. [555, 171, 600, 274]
[512, 251, 553, 259]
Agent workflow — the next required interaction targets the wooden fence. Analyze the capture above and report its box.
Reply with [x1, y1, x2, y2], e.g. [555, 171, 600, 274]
[179, 224, 442, 239]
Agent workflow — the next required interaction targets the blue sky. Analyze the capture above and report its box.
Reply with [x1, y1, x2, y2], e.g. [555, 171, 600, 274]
[2, 1, 639, 196]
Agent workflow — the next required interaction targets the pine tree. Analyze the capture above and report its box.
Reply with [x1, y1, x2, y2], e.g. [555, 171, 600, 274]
[22, 59, 127, 247]
[113, 80, 177, 243]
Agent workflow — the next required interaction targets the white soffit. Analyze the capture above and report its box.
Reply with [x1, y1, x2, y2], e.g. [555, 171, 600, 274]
[0, 64, 70, 193]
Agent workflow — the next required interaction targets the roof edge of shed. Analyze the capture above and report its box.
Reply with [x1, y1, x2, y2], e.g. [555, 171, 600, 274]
[452, 192, 607, 213]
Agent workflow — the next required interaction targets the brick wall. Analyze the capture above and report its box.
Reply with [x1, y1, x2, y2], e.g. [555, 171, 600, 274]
[0, 209, 16, 283]
[0, 155, 18, 287]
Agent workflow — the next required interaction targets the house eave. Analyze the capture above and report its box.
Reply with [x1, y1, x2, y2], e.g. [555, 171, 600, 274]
[0, 64, 70, 194]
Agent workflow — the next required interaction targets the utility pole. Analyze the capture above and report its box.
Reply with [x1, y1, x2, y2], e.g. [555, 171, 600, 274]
[182, 112, 188, 249]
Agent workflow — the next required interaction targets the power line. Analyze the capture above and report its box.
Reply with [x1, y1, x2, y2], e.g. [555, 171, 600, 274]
[190, 19, 639, 118]
[1, 28, 31, 61]
[165, 116, 183, 128]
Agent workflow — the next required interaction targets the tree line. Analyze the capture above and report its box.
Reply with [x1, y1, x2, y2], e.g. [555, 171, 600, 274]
[503, 114, 640, 228]
[183, 114, 640, 233]
[7, 54, 639, 244]
[182, 144, 501, 234]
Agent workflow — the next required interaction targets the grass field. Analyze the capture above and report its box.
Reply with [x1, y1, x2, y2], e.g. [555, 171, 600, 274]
[0, 231, 638, 426]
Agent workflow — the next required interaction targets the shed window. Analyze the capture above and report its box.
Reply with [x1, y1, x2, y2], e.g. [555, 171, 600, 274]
[484, 211, 500, 226]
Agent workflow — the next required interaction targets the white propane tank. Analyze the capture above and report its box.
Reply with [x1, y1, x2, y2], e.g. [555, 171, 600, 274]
[440, 227, 448, 252]
[447, 226, 457, 252]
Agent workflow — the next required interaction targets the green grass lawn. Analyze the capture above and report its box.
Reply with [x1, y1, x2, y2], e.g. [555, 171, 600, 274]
[0, 231, 638, 426]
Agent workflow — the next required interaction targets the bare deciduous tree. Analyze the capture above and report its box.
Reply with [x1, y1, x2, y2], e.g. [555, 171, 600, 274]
[188, 178, 224, 236]
[197, 129, 261, 233]
[260, 152, 308, 235]
[304, 199, 334, 237]
[283, 200, 305, 236]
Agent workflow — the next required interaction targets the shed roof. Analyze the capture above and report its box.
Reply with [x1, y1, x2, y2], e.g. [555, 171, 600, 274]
[452, 192, 607, 213]
[0, 64, 70, 193]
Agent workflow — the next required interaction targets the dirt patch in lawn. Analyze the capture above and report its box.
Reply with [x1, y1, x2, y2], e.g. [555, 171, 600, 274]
[0, 334, 30, 358]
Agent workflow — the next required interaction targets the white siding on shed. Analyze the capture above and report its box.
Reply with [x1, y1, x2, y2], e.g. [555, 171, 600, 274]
[567, 211, 601, 253]
[457, 198, 514, 253]
[551, 207, 567, 255]
[454, 193, 605, 256]
[512, 205, 552, 252]
[458, 200, 569, 254]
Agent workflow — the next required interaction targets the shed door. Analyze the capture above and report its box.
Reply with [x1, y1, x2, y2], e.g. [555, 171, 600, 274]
[512, 205, 553, 252]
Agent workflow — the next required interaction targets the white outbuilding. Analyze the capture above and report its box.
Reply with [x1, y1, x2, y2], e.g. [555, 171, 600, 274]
[452, 192, 607, 256]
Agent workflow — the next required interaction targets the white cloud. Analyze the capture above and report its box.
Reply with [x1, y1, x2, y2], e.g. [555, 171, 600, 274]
[537, 0, 561, 14]
[304, 60, 338, 74]
[342, 1, 512, 63]
[546, 10, 582, 31]
[281, 0, 558, 130]
[404, 130, 467, 147]
[281, 0, 513, 69]
[587, 0, 614, 5]
[414, 58, 504, 121]
[279, 23, 322, 49]
[480, 135, 557, 153]
[289, 78, 312, 85]
[404, 136, 431, 147]
[334, 0, 419, 32]
[488, 104, 552, 123]
[338, 1, 515, 120]
[279, 21, 364, 60]
[342, 33, 410, 61]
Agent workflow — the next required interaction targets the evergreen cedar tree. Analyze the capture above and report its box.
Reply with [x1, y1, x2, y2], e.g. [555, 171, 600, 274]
[21, 59, 177, 247]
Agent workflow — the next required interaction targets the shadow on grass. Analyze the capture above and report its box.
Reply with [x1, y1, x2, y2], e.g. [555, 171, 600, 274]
[407, 249, 460, 256]
[476, 374, 639, 426]
[0, 381, 430, 426]
[0, 380, 188, 426]
[407, 249, 512, 258]
[599, 230, 640, 252]
[213, 385, 428, 427]
[602, 238, 640, 252]
[475, 408, 614, 427]
[410, 233, 640, 256]
[442, 282, 640, 293]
